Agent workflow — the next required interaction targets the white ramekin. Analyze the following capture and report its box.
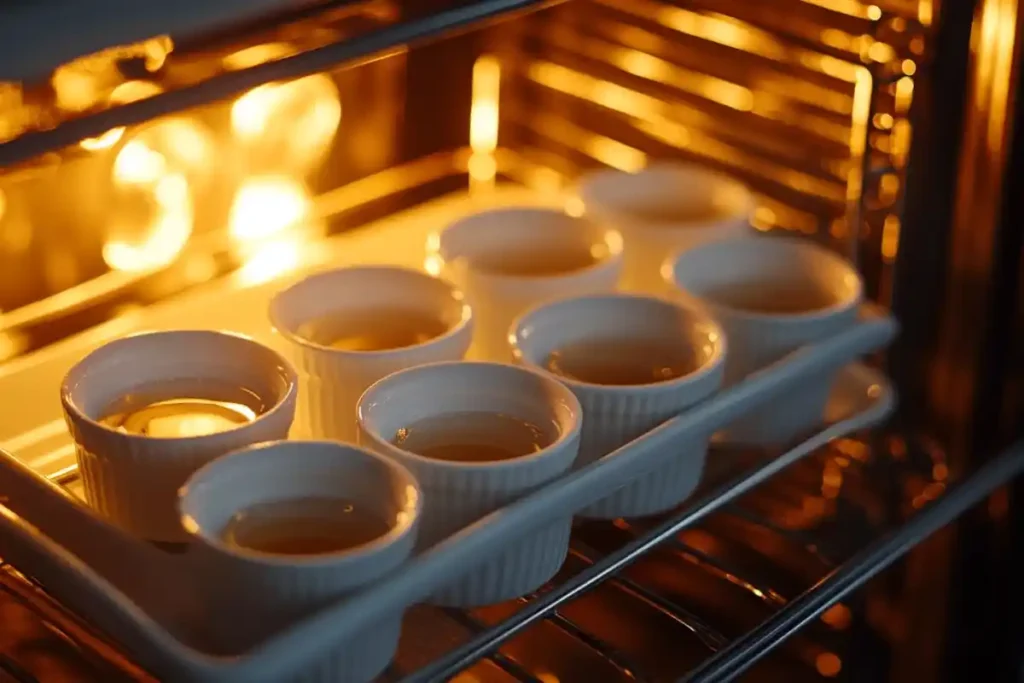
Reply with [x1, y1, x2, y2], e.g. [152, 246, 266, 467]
[357, 361, 582, 607]
[664, 235, 863, 446]
[179, 440, 421, 683]
[427, 207, 622, 361]
[269, 265, 473, 443]
[576, 162, 753, 294]
[60, 330, 297, 543]
[512, 293, 726, 518]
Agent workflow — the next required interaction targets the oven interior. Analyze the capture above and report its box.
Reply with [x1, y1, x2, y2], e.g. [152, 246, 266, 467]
[1, 0, 1018, 681]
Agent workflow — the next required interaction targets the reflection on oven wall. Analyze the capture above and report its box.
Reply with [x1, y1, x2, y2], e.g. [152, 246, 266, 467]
[0, 5, 406, 359]
[0, 0, 921, 365]
[403, 0, 924, 304]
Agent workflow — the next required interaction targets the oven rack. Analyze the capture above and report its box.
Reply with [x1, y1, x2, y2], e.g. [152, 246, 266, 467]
[0, 182, 943, 682]
[3, 431, 1022, 682]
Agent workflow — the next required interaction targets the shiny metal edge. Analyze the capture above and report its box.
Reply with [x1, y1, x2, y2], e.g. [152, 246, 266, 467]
[0, 0, 565, 166]
[682, 441, 1024, 682]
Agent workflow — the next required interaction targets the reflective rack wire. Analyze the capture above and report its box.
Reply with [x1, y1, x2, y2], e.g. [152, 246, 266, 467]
[4, 431, 1021, 682]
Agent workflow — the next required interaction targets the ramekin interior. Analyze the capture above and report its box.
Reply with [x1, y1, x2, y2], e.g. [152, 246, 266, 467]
[179, 439, 420, 566]
[667, 236, 862, 320]
[358, 361, 582, 469]
[512, 294, 726, 391]
[434, 207, 621, 280]
[269, 265, 472, 355]
[577, 162, 752, 227]
[61, 330, 296, 440]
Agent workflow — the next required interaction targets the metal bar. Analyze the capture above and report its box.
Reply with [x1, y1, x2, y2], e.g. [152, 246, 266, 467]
[610, 518, 791, 607]
[662, 538, 787, 607]
[717, 507, 836, 565]
[0, 653, 40, 683]
[679, 441, 1024, 682]
[438, 608, 543, 683]
[542, 611, 653, 681]
[401, 418, 864, 683]
[0, 0, 565, 167]
[568, 545, 728, 651]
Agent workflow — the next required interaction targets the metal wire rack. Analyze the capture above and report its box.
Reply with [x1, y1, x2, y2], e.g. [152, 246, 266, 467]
[7, 427, 1020, 683]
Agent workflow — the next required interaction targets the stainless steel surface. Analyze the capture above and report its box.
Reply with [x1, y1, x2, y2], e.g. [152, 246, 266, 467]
[0, 0, 563, 165]
[683, 441, 1024, 682]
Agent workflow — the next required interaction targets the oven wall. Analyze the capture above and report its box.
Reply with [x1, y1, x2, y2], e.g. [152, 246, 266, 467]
[894, 0, 1024, 679]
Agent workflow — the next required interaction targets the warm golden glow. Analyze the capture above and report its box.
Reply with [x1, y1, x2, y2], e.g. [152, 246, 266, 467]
[801, 0, 877, 18]
[879, 173, 900, 203]
[102, 118, 212, 272]
[845, 67, 874, 214]
[80, 128, 124, 151]
[144, 36, 174, 72]
[881, 215, 901, 261]
[229, 177, 316, 285]
[588, 137, 646, 172]
[52, 69, 101, 113]
[597, 21, 852, 118]
[816, 653, 842, 677]
[0, 331, 27, 362]
[611, 48, 754, 112]
[526, 60, 842, 200]
[114, 139, 166, 183]
[470, 56, 501, 153]
[229, 44, 341, 177]
[229, 176, 311, 242]
[658, 6, 780, 59]
[103, 172, 192, 272]
[564, 196, 585, 217]
[113, 80, 165, 104]
[894, 76, 915, 115]
[235, 237, 304, 286]
[52, 36, 173, 113]
[469, 55, 501, 189]
[596, 0, 858, 82]
[80, 81, 166, 151]
[919, 0, 934, 26]
[866, 40, 896, 63]
[223, 43, 294, 70]
[821, 604, 852, 629]
[976, 0, 1018, 153]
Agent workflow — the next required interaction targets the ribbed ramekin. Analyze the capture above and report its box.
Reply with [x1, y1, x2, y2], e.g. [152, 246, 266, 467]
[60, 330, 297, 543]
[575, 162, 753, 295]
[357, 361, 582, 607]
[664, 236, 862, 446]
[512, 293, 726, 519]
[428, 207, 622, 362]
[269, 265, 473, 444]
[179, 440, 421, 683]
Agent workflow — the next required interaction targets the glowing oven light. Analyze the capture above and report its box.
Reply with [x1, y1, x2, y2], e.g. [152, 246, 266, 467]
[229, 177, 315, 286]
[102, 173, 192, 272]
[226, 43, 341, 177]
[229, 177, 311, 241]
[102, 118, 214, 272]
[468, 55, 501, 190]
